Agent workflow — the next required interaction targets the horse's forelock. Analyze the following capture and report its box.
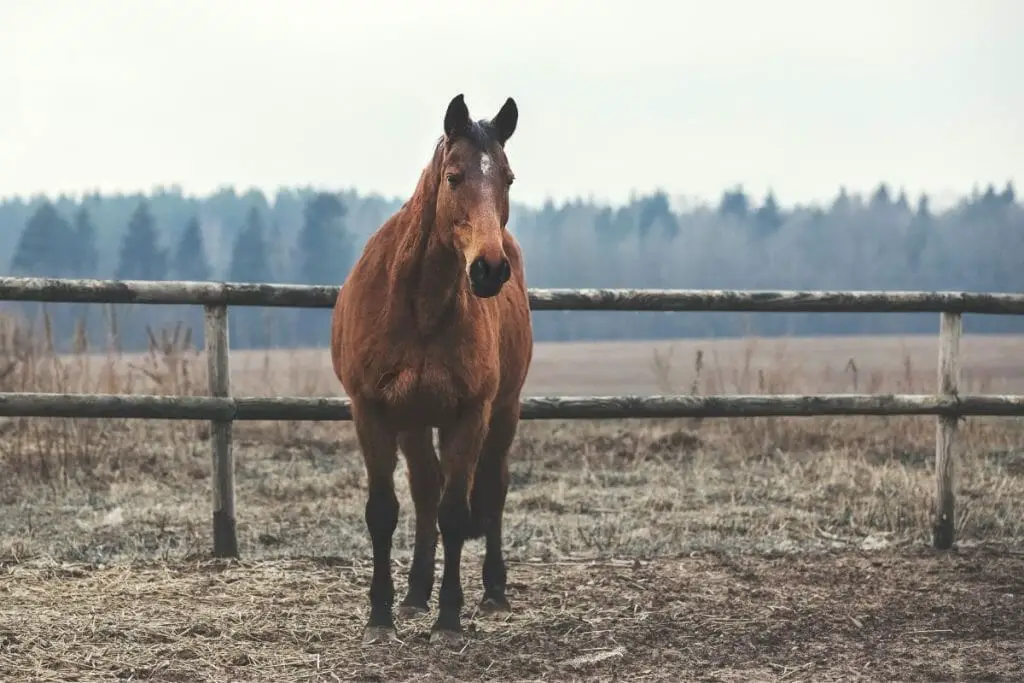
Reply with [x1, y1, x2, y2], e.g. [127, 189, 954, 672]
[441, 121, 496, 155]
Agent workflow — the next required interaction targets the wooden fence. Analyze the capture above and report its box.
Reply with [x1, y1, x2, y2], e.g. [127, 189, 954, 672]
[2, 275, 1023, 558]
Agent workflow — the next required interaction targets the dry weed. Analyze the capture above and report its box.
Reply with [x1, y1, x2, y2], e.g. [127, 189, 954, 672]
[0, 316, 1018, 561]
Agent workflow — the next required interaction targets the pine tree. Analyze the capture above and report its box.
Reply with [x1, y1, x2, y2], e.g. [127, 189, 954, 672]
[638, 191, 678, 240]
[295, 192, 352, 285]
[754, 191, 783, 236]
[227, 207, 275, 348]
[228, 207, 274, 283]
[718, 186, 750, 221]
[10, 201, 77, 276]
[293, 193, 352, 347]
[870, 182, 892, 209]
[999, 181, 1016, 205]
[905, 194, 933, 270]
[172, 216, 212, 281]
[9, 201, 79, 348]
[116, 200, 167, 280]
[72, 206, 99, 277]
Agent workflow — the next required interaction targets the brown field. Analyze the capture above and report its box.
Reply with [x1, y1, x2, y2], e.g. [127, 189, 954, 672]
[1, 317, 1023, 681]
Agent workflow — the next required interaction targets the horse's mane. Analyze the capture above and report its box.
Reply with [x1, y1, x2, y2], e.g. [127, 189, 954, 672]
[409, 136, 447, 234]
[382, 137, 450, 323]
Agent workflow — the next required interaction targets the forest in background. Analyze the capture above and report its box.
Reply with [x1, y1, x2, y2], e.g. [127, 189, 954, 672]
[0, 181, 1020, 351]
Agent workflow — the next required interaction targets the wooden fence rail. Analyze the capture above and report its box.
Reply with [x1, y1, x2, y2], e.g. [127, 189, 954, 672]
[1, 392, 1024, 421]
[2, 276, 1024, 558]
[3, 275, 1024, 312]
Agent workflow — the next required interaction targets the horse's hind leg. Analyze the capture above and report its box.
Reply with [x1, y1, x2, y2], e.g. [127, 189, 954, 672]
[352, 402, 400, 644]
[396, 428, 440, 617]
[472, 404, 518, 613]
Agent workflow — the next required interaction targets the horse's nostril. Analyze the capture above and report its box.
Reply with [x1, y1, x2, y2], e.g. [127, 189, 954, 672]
[470, 258, 490, 284]
[499, 260, 511, 283]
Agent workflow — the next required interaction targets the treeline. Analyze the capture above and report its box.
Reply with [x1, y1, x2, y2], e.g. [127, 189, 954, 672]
[0, 181, 1021, 352]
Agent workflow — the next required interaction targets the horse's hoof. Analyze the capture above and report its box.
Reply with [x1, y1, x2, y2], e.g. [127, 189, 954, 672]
[429, 628, 464, 646]
[362, 625, 399, 645]
[479, 595, 512, 614]
[396, 603, 429, 619]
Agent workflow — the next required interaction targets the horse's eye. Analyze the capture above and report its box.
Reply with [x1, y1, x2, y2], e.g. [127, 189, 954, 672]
[507, 175, 515, 187]
[446, 172, 462, 187]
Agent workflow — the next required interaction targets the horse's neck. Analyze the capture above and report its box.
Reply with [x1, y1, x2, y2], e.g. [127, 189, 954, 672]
[391, 213, 465, 337]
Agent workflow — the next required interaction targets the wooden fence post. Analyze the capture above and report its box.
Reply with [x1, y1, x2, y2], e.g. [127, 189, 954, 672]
[933, 311, 961, 550]
[205, 304, 238, 558]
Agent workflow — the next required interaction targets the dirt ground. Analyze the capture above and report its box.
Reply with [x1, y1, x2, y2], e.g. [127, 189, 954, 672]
[1, 332, 1023, 680]
[2, 548, 1023, 682]
[1, 411, 1023, 682]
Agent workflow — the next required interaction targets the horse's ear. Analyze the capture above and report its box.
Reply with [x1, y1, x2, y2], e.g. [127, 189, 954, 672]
[490, 97, 518, 145]
[444, 94, 471, 138]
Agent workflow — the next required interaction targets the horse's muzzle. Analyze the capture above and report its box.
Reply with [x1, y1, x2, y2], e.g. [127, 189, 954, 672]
[468, 256, 511, 298]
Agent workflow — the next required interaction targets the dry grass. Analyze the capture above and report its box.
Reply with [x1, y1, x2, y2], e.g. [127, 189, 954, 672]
[0, 308, 1023, 680]
[3, 549, 1023, 682]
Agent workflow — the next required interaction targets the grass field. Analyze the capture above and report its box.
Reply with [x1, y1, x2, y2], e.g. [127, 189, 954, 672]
[1, 316, 1023, 681]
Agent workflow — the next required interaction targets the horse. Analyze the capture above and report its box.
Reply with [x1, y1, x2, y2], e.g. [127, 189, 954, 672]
[330, 93, 533, 645]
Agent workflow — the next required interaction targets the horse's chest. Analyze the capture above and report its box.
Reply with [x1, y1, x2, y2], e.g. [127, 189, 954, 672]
[374, 341, 495, 423]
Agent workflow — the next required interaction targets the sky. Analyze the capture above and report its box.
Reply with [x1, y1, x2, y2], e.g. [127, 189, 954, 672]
[1, 0, 1021, 210]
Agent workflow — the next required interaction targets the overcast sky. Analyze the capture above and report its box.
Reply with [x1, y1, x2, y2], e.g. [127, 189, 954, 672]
[1, 0, 1021, 209]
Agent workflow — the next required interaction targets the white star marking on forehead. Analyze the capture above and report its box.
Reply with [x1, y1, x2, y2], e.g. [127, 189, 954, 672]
[479, 154, 493, 176]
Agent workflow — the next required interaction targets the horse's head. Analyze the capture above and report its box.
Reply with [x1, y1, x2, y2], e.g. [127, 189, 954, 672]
[434, 93, 518, 298]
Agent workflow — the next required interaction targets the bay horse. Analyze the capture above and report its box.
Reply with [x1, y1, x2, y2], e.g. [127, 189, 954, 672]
[330, 94, 533, 645]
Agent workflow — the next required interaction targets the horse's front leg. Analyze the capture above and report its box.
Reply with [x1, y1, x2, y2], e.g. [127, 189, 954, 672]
[431, 403, 490, 644]
[473, 402, 519, 613]
[352, 401, 400, 644]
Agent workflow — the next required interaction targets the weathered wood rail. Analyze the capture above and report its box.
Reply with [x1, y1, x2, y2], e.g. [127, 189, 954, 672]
[2, 276, 1023, 557]
[3, 275, 1024, 313]
[1, 392, 1023, 421]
